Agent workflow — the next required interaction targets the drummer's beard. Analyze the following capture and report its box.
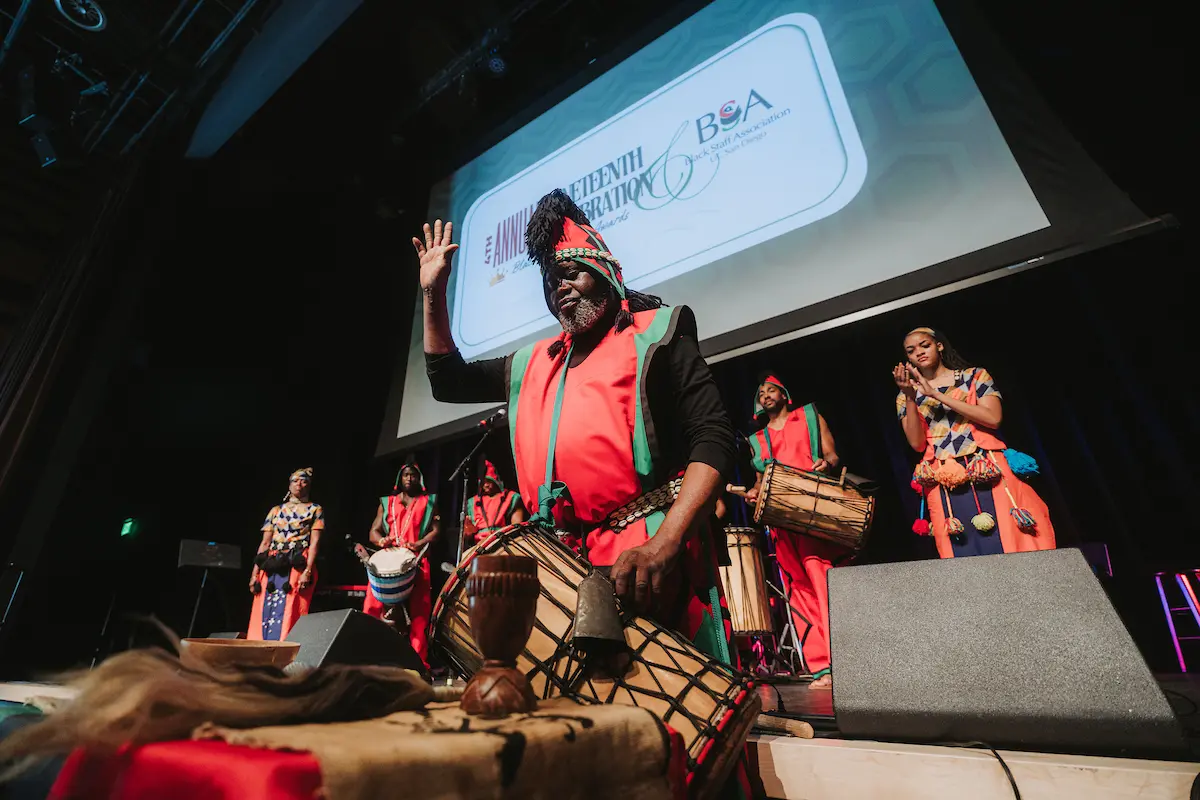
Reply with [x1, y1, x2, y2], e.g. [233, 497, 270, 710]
[558, 293, 610, 335]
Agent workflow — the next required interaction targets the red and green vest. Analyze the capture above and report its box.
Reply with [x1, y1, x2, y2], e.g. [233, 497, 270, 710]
[749, 404, 820, 473]
[467, 490, 518, 537]
[506, 306, 732, 665]
[381, 493, 437, 548]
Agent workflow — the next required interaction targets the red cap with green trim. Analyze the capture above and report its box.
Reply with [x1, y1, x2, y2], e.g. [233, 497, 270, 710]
[753, 374, 791, 419]
[481, 460, 504, 491]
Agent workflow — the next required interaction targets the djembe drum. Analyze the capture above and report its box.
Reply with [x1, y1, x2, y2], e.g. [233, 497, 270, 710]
[753, 463, 875, 550]
[366, 547, 420, 606]
[432, 522, 760, 800]
[718, 527, 772, 636]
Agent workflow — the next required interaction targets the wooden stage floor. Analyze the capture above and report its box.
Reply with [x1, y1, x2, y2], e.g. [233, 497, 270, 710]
[750, 674, 1200, 799]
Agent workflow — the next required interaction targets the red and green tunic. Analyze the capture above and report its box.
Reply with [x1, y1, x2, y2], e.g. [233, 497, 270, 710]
[506, 305, 732, 665]
[466, 490, 519, 539]
[363, 492, 438, 665]
[748, 404, 820, 472]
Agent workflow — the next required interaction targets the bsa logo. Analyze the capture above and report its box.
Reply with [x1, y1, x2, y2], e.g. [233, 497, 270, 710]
[695, 89, 774, 144]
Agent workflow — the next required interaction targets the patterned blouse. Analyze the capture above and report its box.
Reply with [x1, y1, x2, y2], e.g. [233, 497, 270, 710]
[895, 367, 1001, 459]
[261, 501, 325, 553]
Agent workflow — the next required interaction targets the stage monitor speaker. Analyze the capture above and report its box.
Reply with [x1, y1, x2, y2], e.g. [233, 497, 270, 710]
[285, 610, 425, 675]
[828, 548, 1186, 758]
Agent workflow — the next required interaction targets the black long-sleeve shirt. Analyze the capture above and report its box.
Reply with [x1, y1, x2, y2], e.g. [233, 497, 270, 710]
[425, 328, 735, 483]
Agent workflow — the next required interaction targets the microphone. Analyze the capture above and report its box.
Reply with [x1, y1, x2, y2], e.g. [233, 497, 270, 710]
[479, 408, 507, 429]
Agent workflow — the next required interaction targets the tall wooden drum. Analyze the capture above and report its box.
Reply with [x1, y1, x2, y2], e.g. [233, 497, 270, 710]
[718, 527, 772, 636]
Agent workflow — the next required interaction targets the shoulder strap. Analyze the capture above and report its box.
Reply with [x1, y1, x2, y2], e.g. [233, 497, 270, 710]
[632, 305, 682, 486]
[378, 497, 390, 535]
[419, 494, 438, 536]
[801, 403, 820, 462]
[506, 344, 537, 469]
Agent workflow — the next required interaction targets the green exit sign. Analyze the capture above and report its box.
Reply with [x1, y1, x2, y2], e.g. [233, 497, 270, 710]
[120, 518, 141, 538]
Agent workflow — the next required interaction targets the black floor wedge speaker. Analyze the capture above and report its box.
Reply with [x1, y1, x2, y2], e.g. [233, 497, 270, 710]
[828, 548, 1186, 758]
[284, 610, 426, 676]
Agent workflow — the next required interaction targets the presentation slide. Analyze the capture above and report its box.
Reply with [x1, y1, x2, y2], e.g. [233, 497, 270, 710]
[383, 0, 1054, 452]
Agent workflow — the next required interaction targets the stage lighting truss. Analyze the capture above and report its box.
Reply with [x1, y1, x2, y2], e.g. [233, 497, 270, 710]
[54, 0, 107, 33]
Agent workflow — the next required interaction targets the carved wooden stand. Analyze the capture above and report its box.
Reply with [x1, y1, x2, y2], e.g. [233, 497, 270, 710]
[460, 554, 539, 717]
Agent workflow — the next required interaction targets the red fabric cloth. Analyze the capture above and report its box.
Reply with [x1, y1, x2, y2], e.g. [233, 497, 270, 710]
[50, 740, 323, 800]
[382, 494, 435, 546]
[467, 490, 517, 539]
[361, 562, 431, 665]
[246, 560, 316, 641]
[49, 729, 687, 800]
[512, 310, 656, 566]
[752, 408, 815, 471]
[359, 494, 435, 664]
[924, 451, 1056, 559]
[771, 529, 848, 676]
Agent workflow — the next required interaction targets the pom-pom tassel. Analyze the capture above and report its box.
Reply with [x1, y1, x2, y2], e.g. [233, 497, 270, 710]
[912, 461, 938, 487]
[966, 453, 1002, 485]
[933, 458, 968, 489]
[1010, 507, 1038, 533]
[280, 581, 292, 594]
[944, 516, 966, 535]
[968, 483, 995, 532]
[912, 495, 930, 535]
[1003, 448, 1040, 477]
[999, 481, 1038, 534]
[614, 297, 634, 332]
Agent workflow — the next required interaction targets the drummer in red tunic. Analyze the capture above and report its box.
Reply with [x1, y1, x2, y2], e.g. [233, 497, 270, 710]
[463, 460, 527, 546]
[363, 461, 439, 665]
[744, 375, 843, 689]
[415, 191, 738, 669]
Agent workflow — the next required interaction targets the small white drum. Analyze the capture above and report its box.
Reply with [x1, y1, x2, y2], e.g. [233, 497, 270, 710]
[367, 547, 419, 606]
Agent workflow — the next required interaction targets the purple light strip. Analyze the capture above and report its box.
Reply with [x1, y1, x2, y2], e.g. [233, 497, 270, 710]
[1156, 573, 1187, 673]
[1177, 573, 1200, 629]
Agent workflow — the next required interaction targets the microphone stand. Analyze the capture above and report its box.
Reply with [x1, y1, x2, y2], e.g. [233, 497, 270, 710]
[448, 422, 498, 569]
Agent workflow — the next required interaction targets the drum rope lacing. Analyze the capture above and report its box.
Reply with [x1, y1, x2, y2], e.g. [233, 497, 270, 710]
[433, 526, 756, 769]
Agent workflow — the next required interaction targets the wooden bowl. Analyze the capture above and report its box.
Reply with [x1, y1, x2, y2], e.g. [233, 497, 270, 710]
[179, 638, 300, 669]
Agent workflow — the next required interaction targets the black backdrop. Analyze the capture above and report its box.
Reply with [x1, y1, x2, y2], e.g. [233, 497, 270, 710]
[0, 0, 1192, 680]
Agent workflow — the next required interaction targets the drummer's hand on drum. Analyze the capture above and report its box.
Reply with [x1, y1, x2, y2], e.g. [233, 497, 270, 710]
[812, 459, 830, 474]
[743, 487, 759, 506]
[412, 219, 458, 294]
[611, 536, 681, 612]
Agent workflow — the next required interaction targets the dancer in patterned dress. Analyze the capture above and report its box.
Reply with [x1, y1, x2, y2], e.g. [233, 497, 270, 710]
[894, 327, 1056, 558]
[248, 468, 323, 640]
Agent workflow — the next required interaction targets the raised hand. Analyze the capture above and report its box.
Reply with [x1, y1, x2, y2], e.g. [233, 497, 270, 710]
[412, 219, 459, 293]
[893, 363, 916, 396]
[906, 363, 938, 399]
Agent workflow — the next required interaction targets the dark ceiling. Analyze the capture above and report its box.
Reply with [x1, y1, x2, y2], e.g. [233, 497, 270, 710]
[0, 0, 278, 352]
[0, 0, 1189, 365]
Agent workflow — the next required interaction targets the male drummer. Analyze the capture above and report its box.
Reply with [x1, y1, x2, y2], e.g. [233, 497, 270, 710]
[363, 460, 439, 665]
[463, 460, 527, 545]
[744, 374, 843, 688]
[415, 192, 738, 669]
